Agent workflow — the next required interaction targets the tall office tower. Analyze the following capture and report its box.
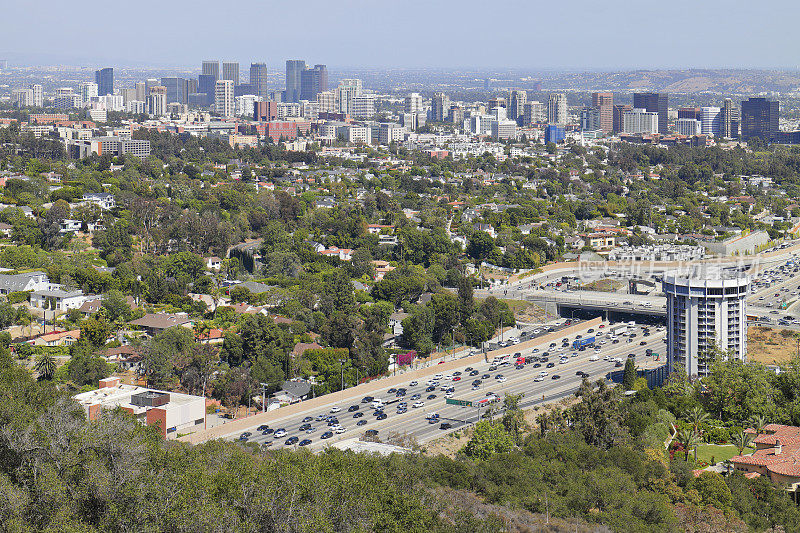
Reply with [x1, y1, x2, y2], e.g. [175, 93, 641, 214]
[147, 86, 167, 116]
[612, 104, 632, 133]
[121, 88, 137, 104]
[29, 84, 43, 107]
[161, 77, 188, 104]
[592, 92, 613, 134]
[222, 62, 240, 83]
[198, 75, 216, 107]
[253, 101, 278, 121]
[187, 78, 198, 95]
[450, 105, 465, 125]
[580, 107, 600, 131]
[404, 93, 423, 114]
[431, 92, 450, 122]
[285, 60, 306, 102]
[676, 118, 702, 136]
[677, 107, 701, 120]
[508, 90, 527, 122]
[623, 108, 659, 134]
[632, 92, 668, 133]
[215, 79, 235, 117]
[202, 60, 220, 81]
[300, 64, 328, 101]
[664, 267, 749, 378]
[740, 97, 778, 141]
[700, 107, 722, 136]
[721, 98, 739, 139]
[336, 79, 363, 115]
[548, 93, 567, 125]
[79, 82, 99, 105]
[135, 82, 147, 102]
[145, 78, 160, 93]
[95, 67, 114, 96]
[317, 90, 337, 113]
[250, 63, 268, 98]
[11, 88, 33, 107]
[522, 101, 545, 125]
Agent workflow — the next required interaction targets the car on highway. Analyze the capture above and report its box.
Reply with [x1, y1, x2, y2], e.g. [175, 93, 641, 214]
[285, 436, 299, 445]
[546, 362, 555, 368]
[552, 375, 561, 380]
[335, 426, 346, 434]
[330, 406, 341, 413]
[321, 431, 333, 439]
[262, 428, 274, 435]
[238, 433, 251, 441]
[387, 388, 397, 394]
[257, 425, 269, 431]
[299, 423, 311, 431]
[273, 429, 287, 438]
[353, 412, 364, 418]
[299, 439, 312, 447]
[439, 422, 452, 430]
[305, 427, 316, 434]
[427, 393, 437, 400]
[361, 396, 374, 403]
[497, 377, 507, 383]
[409, 381, 418, 387]
[376, 413, 387, 420]
[315, 414, 327, 421]
[365, 429, 379, 437]
[469, 370, 479, 376]
[589, 355, 599, 361]
[356, 419, 367, 426]
[412, 401, 425, 408]
[348, 405, 359, 412]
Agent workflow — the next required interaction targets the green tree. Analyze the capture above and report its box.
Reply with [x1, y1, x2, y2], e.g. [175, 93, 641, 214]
[34, 353, 56, 380]
[501, 393, 526, 442]
[731, 430, 754, 456]
[622, 357, 636, 390]
[570, 379, 627, 448]
[464, 420, 515, 460]
[688, 471, 733, 510]
[80, 316, 112, 348]
[676, 427, 701, 461]
[101, 289, 131, 322]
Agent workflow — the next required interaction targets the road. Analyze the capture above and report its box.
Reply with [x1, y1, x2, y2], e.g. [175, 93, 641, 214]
[232, 321, 666, 451]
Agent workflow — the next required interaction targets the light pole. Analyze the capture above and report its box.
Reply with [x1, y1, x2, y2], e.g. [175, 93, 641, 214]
[339, 358, 347, 391]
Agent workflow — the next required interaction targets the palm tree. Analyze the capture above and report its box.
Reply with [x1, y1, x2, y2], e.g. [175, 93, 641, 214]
[748, 414, 768, 436]
[686, 406, 710, 461]
[677, 427, 701, 462]
[731, 430, 754, 456]
[34, 354, 56, 380]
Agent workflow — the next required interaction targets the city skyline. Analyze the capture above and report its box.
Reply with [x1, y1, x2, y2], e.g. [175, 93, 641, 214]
[2, 0, 800, 69]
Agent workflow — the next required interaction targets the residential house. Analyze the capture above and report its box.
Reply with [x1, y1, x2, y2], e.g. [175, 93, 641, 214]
[205, 256, 222, 270]
[731, 424, 800, 496]
[59, 219, 82, 233]
[82, 192, 116, 210]
[372, 260, 395, 281]
[32, 329, 81, 347]
[128, 312, 194, 337]
[291, 341, 322, 359]
[30, 289, 88, 311]
[0, 271, 52, 295]
[0, 223, 12, 238]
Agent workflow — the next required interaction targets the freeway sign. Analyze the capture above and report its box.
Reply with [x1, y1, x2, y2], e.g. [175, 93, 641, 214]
[446, 398, 473, 407]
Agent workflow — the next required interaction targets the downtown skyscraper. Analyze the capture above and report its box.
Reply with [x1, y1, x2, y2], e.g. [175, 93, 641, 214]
[95, 67, 114, 96]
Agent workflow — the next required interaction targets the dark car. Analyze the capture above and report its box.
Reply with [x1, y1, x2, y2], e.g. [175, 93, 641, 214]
[453, 371, 462, 376]
[299, 439, 312, 447]
[302, 416, 313, 423]
[365, 429, 379, 437]
[551, 375, 561, 380]
[515, 364, 524, 370]
[426, 385, 436, 392]
[615, 361, 623, 367]
[262, 428, 274, 435]
[488, 365, 497, 371]
[327, 419, 339, 426]
[587, 328, 594, 333]
[285, 436, 299, 445]
[348, 405, 359, 412]
[613, 339, 620, 344]
[321, 431, 333, 439]
[427, 394, 437, 400]
[472, 380, 482, 386]
[469, 370, 479, 376]
[353, 412, 364, 418]
[439, 422, 452, 430]
[257, 424, 269, 431]
[482, 373, 491, 379]
[640, 341, 647, 346]
[533, 363, 541, 368]
[410, 393, 421, 400]
[299, 423, 311, 431]
[373, 410, 384, 417]
[387, 388, 397, 394]
[546, 362, 555, 368]
[361, 396, 374, 403]
[356, 419, 367, 426]
[376, 413, 387, 420]
[465, 367, 473, 372]
[238, 434, 249, 442]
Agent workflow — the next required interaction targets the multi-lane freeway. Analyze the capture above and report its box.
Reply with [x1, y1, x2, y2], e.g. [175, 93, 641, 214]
[228, 320, 665, 451]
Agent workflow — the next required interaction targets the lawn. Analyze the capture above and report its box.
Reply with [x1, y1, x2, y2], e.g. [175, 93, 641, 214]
[694, 443, 755, 464]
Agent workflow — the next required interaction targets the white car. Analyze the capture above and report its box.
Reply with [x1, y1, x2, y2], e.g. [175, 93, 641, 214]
[434, 374, 443, 380]
[273, 429, 287, 438]
[534, 376, 544, 382]
[335, 426, 346, 434]
[330, 406, 341, 413]
[409, 381, 418, 387]
[538, 371, 549, 377]
[589, 355, 599, 361]
[497, 377, 507, 383]
[444, 392, 454, 399]
[412, 401, 425, 408]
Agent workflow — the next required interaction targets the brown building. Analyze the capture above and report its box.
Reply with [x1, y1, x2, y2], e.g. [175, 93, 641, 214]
[678, 107, 702, 120]
[592, 92, 613, 134]
[612, 104, 632, 133]
[253, 101, 278, 121]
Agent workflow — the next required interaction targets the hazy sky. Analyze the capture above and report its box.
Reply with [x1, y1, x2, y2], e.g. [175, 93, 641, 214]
[3, 0, 798, 70]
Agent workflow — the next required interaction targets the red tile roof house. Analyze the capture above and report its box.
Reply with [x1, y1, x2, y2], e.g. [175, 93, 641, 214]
[731, 424, 800, 497]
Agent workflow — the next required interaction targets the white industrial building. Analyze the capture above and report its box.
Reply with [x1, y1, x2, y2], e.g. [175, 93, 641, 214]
[664, 267, 749, 378]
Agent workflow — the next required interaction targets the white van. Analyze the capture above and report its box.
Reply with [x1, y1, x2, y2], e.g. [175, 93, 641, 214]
[371, 399, 384, 410]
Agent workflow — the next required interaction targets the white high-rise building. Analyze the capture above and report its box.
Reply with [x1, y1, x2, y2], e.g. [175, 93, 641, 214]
[623, 108, 659, 134]
[79, 82, 99, 105]
[317, 90, 337, 113]
[135, 82, 147, 102]
[214, 79, 235, 117]
[664, 267, 749, 378]
[30, 84, 43, 107]
[548, 93, 567, 125]
[12, 88, 34, 107]
[351, 95, 375, 118]
[523, 101, 546, 125]
[676, 118, 702, 136]
[97, 94, 124, 111]
[405, 93, 423, 114]
[235, 95, 259, 118]
[336, 79, 362, 115]
[700, 106, 722, 136]
[431, 92, 450, 122]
